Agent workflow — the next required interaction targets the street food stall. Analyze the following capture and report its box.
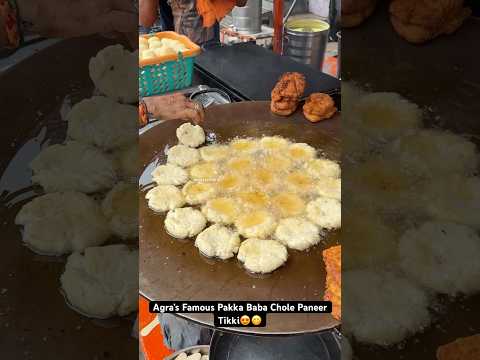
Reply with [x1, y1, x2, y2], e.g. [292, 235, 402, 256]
[138, 0, 342, 356]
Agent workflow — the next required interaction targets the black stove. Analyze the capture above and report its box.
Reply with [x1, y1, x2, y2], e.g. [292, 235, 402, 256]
[191, 43, 341, 108]
[195, 43, 340, 100]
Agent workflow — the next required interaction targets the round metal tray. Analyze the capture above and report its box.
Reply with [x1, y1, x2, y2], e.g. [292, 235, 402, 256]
[139, 101, 341, 334]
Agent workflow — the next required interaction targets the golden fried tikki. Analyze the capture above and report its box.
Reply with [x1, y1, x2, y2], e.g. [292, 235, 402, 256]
[389, 0, 471, 44]
[303, 93, 337, 123]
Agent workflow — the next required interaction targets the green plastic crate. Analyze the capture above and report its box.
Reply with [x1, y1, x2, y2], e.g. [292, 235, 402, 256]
[139, 54, 196, 97]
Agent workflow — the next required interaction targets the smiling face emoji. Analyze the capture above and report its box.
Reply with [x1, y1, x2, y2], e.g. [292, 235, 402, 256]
[240, 315, 251, 326]
[251, 315, 262, 326]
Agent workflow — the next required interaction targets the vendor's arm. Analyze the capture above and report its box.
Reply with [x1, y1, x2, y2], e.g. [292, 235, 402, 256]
[139, 93, 205, 126]
[1, 0, 137, 50]
[139, 0, 159, 28]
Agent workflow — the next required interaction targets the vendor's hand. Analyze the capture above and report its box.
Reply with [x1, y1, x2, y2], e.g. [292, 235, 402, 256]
[17, 0, 137, 47]
[143, 93, 205, 124]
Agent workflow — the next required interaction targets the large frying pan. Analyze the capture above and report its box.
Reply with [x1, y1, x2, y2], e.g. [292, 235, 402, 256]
[343, 3, 480, 359]
[0, 37, 137, 359]
[139, 101, 341, 334]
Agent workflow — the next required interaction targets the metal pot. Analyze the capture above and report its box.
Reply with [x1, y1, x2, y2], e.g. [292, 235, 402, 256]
[231, 0, 262, 34]
[283, 15, 330, 70]
[164, 345, 210, 360]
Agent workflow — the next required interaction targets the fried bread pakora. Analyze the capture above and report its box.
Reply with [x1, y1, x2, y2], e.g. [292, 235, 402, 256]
[389, 0, 471, 44]
[303, 93, 337, 123]
[271, 72, 306, 116]
[323, 245, 341, 320]
[437, 334, 480, 360]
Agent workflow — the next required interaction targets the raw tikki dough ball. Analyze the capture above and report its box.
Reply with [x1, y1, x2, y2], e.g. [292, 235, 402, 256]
[235, 211, 277, 238]
[307, 197, 341, 229]
[275, 217, 320, 251]
[202, 197, 239, 224]
[226, 156, 255, 174]
[67, 96, 137, 150]
[30, 141, 116, 193]
[260, 136, 290, 151]
[60, 245, 138, 318]
[186, 354, 201, 360]
[153, 45, 176, 57]
[141, 49, 155, 60]
[387, 129, 479, 178]
[237, 191, 270, 210]
[89, 45, 137, 103]
[230, 138, 258, 154]
[423, 175, 480, 229]
[182, 181, 216, 205]
[399, 221, 480, 295]
[200, 145, 230, 162]
[145, 185, 185, 212]
[271, 192, 305, 218]
[352, 92, 422, 143]
[237, 238, 288, 274]
[287, 143, 316, 163]
[189, 162, 220, 182]
[176, 123, 206, 148]
[15, 192, 110, 255]
[195, 224, 241, 260]
[102, 182, 138, 239]
[263, 154, 293, 173]
[167, 145, 200, 167]
[306, 158, 341, 179]
[286, 171, 316, 194]
[165, 207, 207, 239]
[343, 269, 430, 346]
[216, 174, 245, 193]
[316, 177, 341, 200]
[152, 163, 189, 186]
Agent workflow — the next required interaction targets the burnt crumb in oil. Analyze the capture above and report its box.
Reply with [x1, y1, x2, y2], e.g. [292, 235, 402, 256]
[109, 65, 115, 71]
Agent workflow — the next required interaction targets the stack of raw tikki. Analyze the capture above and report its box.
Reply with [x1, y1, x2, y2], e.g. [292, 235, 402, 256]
[270, 72, 306, 116]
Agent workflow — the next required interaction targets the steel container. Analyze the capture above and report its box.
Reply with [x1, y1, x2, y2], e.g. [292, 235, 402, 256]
[283, 15, 330, 70]
[231, 0, 262, 34]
